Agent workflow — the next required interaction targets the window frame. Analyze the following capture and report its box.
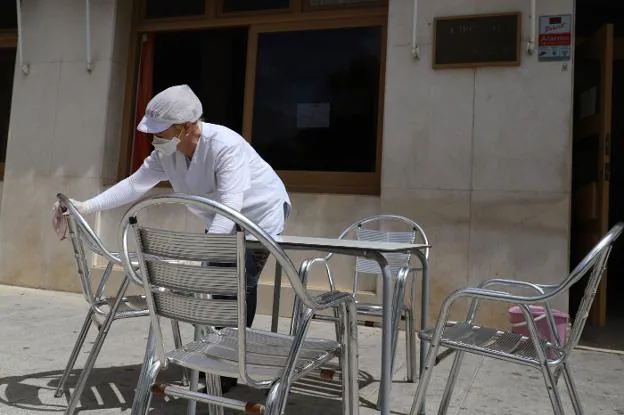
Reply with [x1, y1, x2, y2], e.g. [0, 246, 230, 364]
[216, 0, 295, 18]
[243, 18, 386, 195]
[302, 0, 387, 13]
[118, 0, 387, 195]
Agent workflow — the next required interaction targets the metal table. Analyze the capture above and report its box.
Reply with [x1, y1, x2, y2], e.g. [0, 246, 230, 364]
[250, 235, 430, 415]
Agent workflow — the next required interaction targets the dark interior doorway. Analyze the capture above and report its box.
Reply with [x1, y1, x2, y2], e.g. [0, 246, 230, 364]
[572, 0, 624, 350]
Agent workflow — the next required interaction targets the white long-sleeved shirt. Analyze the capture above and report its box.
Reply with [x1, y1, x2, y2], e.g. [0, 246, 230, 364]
[83, 122, 291, 236]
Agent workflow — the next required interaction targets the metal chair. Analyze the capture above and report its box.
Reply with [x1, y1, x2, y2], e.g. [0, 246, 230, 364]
[291, 215, 429, 386]
[54, 193, 186, 415]
[119, 193, 360, 415]
[409, 222, 624, 415]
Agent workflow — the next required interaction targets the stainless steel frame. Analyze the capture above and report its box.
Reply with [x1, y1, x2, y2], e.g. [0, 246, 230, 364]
[290, 215, 429, 408]
[409, 222, 624, 415]
[258, 234, 430, 415]
[119, 193, 360, 415]
[54, 193, 186, 415]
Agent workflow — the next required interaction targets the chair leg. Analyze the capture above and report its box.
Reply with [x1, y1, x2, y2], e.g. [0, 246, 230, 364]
[405, 308, 417, 382]
[561, 363, 584, 415]
[408, 341, 439, 415]
[265, 310, 315, 415]
[65, 278, 131, 415]
[376, 272, 408, 409]
[186, 369, 200, 415]
[132, 325, 161, 415]
[133, 362, 162, 415]
[390, 276, 407, 371]
[437, 351, 465, 415]
[334, 306, 344, 377]
[540, 365, 565, 415]
[340, 301, 360, 415]
[64, 314, 116, 415]
[170, 320, 189, 387]
[55, 308, 94, 398]
[205, 373, 225, 415]
[187, 325, 202, 415]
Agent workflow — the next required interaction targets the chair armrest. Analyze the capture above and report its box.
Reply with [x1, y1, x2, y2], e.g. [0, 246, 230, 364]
[312, 291, 354, 311]
[439, 286, 555, 323]
[462, 279, 560, 322]
[476, 278, 555, 295]
[290, 259, 343, 334]
[428, 286, 564, 350]
[300, 257, 335, 290]
[448, 287, 553, 305]
[468, 279, 564, 344]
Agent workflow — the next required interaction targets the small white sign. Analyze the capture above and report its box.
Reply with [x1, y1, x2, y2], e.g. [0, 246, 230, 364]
[296, 103, 331, 129]
[538, 14, 572, 62]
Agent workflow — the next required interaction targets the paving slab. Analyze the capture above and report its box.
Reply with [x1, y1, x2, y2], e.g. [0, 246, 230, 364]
[0, 285, 623, 414]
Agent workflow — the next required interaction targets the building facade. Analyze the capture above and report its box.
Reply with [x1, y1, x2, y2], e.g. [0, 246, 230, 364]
[0, 0, 576, 328]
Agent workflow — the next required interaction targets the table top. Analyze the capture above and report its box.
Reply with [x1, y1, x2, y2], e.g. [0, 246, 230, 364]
[248, 234, 430, 253]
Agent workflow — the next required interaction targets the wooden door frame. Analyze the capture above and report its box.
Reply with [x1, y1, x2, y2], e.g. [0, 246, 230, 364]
[243, 17, 386, 195]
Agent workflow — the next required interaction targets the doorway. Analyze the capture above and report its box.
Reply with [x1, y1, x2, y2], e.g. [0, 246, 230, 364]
[571, 0, 624, 350]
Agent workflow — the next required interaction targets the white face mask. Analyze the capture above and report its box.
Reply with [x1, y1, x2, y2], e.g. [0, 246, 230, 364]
[152, 136, 180, 156]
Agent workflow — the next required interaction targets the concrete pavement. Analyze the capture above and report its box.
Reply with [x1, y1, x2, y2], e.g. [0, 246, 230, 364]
[0, 284, 623, 414]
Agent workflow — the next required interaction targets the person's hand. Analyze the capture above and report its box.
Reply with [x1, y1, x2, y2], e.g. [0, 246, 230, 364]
[52, 198, 90, 215]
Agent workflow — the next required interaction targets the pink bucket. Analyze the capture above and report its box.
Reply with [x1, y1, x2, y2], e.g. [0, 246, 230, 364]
[508, 305, 568, 345]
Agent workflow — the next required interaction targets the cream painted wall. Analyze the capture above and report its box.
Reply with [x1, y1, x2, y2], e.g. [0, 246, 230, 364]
[0, 0, 133, 291]
[0, 0, 574, 329]
[376, 0, 574, 326]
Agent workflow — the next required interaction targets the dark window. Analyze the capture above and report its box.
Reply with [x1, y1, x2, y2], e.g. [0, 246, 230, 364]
[145, 0, 206, 19]
[0, 2, 17, 29]
[0, 49, 16, 164]
[153, 28, 248, 134]
[251, 26, 382, 173]
[221, 0, 290, 13]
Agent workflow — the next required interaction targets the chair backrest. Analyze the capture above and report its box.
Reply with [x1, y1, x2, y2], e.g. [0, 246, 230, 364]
[133, 226, 244, 328]
[119, 193, 311, 386]
[57, 193, 121, 306]
[562, 222, 624, 354]
[338, 214, 428, 295]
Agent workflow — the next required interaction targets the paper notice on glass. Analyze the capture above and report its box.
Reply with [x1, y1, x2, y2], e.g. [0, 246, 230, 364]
[296, 103, 330, 129]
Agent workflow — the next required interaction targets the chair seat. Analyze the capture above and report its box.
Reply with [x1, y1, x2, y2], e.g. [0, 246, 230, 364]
[419, 322, 565, 366]
[166, 328, 340, 383]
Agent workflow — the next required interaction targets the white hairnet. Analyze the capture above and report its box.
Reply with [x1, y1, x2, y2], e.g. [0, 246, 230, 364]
[137, 84, 203, 134]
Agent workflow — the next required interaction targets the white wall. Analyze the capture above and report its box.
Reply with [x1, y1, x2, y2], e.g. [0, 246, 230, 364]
[0, 0, 574, 328]
[0, 0, 133, 290]
[377, 0, 574, 324]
